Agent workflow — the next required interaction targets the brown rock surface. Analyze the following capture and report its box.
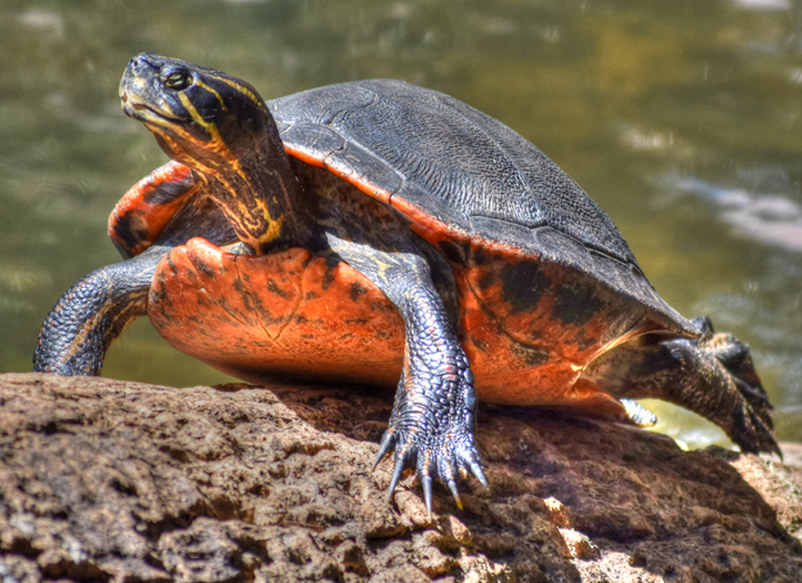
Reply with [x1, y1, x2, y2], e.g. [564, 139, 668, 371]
[0, 372, 799, 582]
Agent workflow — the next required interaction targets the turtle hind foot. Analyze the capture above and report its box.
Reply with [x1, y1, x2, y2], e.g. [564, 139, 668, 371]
[605, 317, 780, 458]
[373, 415, 487, 517]
[679, 317, 780, 458]
[721, 351, 781, 458]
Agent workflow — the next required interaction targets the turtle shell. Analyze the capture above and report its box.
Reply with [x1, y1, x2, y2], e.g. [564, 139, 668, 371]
[148, 79, 700, 411]
[268, 80, 696, 335]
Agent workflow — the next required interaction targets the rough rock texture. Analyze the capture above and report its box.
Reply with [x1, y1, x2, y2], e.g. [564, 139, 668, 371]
[0, 372, 800, 582]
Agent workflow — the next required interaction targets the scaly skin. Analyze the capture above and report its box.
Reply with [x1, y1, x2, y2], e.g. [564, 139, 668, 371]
[583, 317, 779, 456]
[34, 247, 168, 375]
[35, 159, 234, 376]
[322, 229, 485, 513]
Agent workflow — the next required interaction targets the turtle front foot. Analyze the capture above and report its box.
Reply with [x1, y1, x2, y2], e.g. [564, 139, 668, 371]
[373, 360, 487, 516]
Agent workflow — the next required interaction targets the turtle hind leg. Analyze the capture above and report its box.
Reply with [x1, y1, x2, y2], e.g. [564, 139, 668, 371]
[586, 316, 779, 456]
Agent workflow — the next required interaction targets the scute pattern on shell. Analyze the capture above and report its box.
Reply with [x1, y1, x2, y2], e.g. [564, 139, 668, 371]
[269, 79, 696, 337]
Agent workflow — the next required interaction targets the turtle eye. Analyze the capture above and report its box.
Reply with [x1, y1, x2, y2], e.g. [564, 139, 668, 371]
[163, 69, 192, 91]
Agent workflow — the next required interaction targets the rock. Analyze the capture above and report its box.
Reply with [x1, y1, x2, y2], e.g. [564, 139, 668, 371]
[0, 372, 799, 582]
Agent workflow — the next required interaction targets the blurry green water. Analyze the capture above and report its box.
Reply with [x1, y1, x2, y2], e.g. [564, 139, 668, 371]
[1, 0, 800, 447]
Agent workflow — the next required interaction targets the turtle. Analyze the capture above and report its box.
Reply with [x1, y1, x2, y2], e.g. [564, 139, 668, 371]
[34, 53, 779, 514]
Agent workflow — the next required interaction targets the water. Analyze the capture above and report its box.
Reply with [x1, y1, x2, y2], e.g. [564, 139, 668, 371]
[1, 0, 800, 446]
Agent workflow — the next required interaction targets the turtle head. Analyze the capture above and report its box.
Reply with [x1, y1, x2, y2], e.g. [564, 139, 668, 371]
[119, 53, 270, 167]
[119, 53, 312, 254]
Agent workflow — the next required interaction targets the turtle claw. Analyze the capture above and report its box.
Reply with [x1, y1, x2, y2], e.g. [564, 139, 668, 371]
[375, 416, 485, 516]
[421, 473, 434, 516]
[373, 429, 396, 472]
[467, 458, 488, 489]
[445, 477, 462, 511]
[386, 453, 406, 503]
[710, 335, 780, 456]
[731, 390, 780, 457]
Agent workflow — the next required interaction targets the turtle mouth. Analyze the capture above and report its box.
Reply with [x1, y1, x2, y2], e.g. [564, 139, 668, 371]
[123, 100, 181, 125]
[120, 89, 182, 125]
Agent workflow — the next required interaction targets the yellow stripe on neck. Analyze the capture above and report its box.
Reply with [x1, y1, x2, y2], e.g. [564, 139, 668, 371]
[213, 77, 265, 111]
[148, 116, 287, 251]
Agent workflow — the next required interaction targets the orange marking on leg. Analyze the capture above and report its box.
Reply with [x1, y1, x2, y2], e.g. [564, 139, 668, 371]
[108, 161, 197, 257]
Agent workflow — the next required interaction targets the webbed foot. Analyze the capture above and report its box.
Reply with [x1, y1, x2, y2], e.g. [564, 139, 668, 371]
[652, 317, 780, 456]
[690, 317, 779, 456]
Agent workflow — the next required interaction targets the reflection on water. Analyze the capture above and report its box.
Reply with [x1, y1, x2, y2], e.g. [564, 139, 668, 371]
[1, 0, 800, 445]
[666, 174, 802, 252]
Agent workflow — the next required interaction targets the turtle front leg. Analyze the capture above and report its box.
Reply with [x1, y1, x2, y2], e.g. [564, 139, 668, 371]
[35, 161, 222, 376]
[108, 160, 198, 258]
[375, 281, 487, 513]
[326, 235, 486, 515]
[34, 247, 169, 375]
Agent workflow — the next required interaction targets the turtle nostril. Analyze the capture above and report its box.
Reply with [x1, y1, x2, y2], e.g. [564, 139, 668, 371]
[130, 54, 156, 72]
